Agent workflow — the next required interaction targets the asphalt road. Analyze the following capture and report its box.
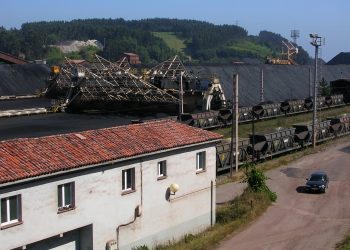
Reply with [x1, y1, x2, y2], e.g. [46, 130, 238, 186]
[216, 139, 350, 250]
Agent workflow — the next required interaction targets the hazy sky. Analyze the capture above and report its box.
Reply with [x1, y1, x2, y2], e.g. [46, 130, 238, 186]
[1, 0, 349, 61]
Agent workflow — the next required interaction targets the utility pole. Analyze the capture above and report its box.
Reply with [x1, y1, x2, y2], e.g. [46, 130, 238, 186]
[260, 67, 264, 103]
[179, 71, 184, 121]
[230, 74, 239, 176]
[310, 34, 322, 149]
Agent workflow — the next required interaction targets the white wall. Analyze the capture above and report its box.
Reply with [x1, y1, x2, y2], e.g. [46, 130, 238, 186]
[0, 143, 217, 250]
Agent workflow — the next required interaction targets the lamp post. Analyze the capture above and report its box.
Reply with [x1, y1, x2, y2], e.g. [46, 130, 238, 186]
[310, 34, 322, 149]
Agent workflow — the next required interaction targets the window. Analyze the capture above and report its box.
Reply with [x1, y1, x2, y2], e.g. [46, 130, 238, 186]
[58, 182, 75, 211]
[157, 160, 167, 179]
[196, 151, 206, 172]
[1, 195, 22, 227]
[122, 168, 135, 192]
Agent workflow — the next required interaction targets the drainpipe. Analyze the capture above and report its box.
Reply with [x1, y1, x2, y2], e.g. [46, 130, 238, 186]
[116, 160, 143, 249]
[210, 180, 213, 227]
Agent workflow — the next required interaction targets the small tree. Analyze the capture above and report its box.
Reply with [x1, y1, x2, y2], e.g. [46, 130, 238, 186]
[319, 77, 331, 96]
[244, 164, 277, 201]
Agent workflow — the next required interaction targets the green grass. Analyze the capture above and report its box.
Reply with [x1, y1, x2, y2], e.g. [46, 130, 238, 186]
[214, 105, 350, 139]
[154, 188, 272, 250]
[336, 235, 350, 250]
[229, 39, 274, 57]
[152, 32, 186, 53]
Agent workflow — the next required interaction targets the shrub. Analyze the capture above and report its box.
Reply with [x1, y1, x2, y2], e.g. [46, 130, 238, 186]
[132, 245, 149, 250]
[244, 164, 277, 202]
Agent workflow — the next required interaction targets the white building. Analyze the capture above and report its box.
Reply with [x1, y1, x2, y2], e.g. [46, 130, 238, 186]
[0, 120, 222, 250]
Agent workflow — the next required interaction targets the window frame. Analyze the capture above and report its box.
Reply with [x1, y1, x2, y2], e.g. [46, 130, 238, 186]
[196, 151, 206, 173]
[157, 160, 167, 180]
[0, 194, 22, 229]
[57, 182, 75, 213]
[122, 168, 135, 194]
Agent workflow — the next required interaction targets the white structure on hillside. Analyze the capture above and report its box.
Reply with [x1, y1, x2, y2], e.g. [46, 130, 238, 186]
[0, 120, 221, 250]
[52, 40, 103, 53]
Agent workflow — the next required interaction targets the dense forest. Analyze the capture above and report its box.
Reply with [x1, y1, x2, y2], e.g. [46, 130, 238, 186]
[0, 18, 311, 65]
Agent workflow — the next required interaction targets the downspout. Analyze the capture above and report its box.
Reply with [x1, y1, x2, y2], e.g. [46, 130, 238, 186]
[116, 160, 143, 250]
[210, 180, 213, 227]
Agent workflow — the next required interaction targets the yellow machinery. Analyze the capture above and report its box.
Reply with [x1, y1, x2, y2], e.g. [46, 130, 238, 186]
[266, 41, 298, 65]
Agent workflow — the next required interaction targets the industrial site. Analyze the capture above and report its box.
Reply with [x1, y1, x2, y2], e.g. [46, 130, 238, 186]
[1, 9, 350, 250]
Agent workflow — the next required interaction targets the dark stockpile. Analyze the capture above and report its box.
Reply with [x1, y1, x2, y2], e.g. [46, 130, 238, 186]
[1, 63, 350, 107]
[190, 64, 350, 106]
[0, 64, 49, 96]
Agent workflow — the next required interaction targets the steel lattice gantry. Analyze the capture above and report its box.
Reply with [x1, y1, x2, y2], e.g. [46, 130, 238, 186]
[146, 55, 192, 79]
[48, 55, 179, 108]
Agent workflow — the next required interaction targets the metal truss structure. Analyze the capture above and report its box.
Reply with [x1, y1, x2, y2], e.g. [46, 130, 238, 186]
[146, 55, 193, 79]
[47, 55, 179, 107]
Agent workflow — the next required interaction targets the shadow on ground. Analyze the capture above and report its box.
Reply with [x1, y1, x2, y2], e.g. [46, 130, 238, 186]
[296, 186, 307, 193]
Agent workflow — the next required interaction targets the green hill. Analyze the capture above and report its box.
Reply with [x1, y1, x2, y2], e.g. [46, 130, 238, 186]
[0, 18, 311, 65]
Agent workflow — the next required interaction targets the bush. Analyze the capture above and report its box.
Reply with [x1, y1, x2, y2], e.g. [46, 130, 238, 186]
[132, 245, 149, 250]
[244, 164, 277, 202]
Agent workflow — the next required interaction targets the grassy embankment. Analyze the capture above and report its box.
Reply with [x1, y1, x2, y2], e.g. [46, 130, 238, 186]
[336, 235, 350, 250]
[152, 32, 275, 60]
[229, 39, 274, 58]
[152, 189, 272, 250]
[215, 105, 350, 139]
[152, 32, 186, 54]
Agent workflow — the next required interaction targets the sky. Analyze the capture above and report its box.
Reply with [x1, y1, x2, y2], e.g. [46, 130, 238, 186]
[0, 0, 349, 61]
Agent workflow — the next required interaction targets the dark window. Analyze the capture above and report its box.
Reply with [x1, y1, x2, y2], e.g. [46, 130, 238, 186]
[158, 160, 167, 178]
[58, 182, 75, 211]
[196, 151, 206, 171]
[122, 168, 135, 191]
[1, 195, 21, 226]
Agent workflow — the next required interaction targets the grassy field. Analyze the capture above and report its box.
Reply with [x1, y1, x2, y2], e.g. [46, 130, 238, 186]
[229, 39, 274, 57]
[214, 105, 350, 139]
[152, 32, 186, 53]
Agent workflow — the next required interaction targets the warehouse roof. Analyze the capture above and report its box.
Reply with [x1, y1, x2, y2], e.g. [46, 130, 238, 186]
[0, 120, 222, 185]
[0, 51, 28, 64]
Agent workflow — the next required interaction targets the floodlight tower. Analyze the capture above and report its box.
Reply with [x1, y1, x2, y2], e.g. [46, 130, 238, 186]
[291, 30, 300, 44]
[310, 33, 322, 149]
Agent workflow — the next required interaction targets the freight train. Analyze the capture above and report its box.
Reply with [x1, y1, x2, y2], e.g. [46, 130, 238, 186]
[161, 94, 344, 130]
[216, 111, 350, 175]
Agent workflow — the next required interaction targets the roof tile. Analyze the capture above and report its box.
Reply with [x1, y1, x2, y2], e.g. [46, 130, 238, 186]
[0, 120, 222, 185]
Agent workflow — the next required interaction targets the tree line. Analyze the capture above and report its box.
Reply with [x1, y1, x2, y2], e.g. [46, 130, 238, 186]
[0, 18, 311, 65]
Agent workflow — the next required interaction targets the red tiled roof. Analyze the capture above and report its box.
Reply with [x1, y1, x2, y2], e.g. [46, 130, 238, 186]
[0, 120, 222, 185]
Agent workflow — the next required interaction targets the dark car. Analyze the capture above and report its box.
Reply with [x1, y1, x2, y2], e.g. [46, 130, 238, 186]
[305, 171, 329, 193]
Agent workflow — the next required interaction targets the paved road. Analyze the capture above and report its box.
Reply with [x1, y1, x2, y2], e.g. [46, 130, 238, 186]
[216, 139, 350, 250]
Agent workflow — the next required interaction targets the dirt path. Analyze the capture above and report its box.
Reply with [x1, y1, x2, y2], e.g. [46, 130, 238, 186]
[216, 139, 350, 250]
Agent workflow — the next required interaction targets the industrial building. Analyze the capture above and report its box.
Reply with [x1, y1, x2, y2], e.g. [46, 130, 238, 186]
[0, 120, 222, 250]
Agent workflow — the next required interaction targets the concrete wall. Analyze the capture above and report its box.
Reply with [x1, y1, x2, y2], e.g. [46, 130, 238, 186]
[0, 143, 217, 250]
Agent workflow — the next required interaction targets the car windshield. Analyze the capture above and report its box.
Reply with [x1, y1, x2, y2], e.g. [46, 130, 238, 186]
[309, 174, 325, 181]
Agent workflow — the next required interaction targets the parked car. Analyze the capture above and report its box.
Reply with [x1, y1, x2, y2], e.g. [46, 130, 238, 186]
[305, 171, 329, 193]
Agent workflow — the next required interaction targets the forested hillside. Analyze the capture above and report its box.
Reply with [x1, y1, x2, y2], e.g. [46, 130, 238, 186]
[0, 18, 311, 65]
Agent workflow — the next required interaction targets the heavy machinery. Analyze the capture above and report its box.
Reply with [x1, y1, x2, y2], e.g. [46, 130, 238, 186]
[266, 41, 299, 65]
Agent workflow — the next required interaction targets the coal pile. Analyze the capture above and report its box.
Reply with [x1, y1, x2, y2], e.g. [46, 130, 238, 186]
[0, 64, 50, 96]
[190, 64, 350, 106]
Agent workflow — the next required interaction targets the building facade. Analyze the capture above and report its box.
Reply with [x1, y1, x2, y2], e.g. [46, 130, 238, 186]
[0, 120, 222, 250]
